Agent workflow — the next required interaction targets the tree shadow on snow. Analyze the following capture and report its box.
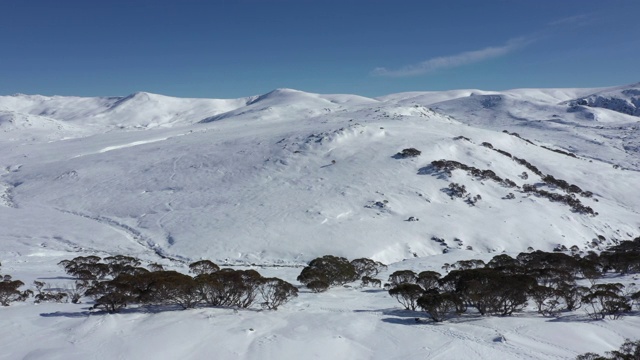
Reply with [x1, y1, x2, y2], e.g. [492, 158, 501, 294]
[360, 289, 386, 294]
[354, 308, 427, 325]
[545, 310, 640, 323]
[417, 164, 450, 180]
[40, 310, 92, 318]
[417, 164, 439, 176]
[381, 317, 427, 326]
[36, 276, 77, 281]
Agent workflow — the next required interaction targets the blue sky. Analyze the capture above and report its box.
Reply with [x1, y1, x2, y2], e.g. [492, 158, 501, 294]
[1, 0, 639, 98]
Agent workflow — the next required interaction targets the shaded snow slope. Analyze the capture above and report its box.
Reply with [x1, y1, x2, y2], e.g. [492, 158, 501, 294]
[566, 82, 640, 116]
[384, 87, 640, 171]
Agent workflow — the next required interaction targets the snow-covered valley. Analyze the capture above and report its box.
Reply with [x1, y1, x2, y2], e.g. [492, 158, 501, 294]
[2, 84, 640, 359]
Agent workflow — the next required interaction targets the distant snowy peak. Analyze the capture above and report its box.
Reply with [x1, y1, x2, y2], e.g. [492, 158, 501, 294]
[245, 88, 377, 107]
[199, 88, 377, 123]
[0, 92, 253, 135]
[566, 83, 640, 116]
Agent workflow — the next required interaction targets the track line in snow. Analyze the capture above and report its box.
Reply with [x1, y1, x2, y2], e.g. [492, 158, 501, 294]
[54, 208, 186, 263]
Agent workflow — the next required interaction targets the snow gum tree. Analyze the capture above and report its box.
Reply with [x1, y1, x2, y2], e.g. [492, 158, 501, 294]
[297, 255, 358, 287]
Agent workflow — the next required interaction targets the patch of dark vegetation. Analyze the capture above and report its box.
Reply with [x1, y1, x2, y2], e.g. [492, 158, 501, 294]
[394, 148, 422, 159]
[430, 160, 517, 188]
[576, 338, 640, 360]
[297, 256, 386, 291]
[541, 145, 578, 158]
[0, 261, 32, 306]
[483, 143, 591, 198]
[494, 148, 513, 158]
[542, 175, 593, 197]
[382, 239, 640, 323]
[522, 185, 596, 216]
[52, 256, 298, 313]
[502, 130, 536, 145]
[445, 182, 467, 198]
[365, 200, 389, 211]
[513, 156, 544, 177]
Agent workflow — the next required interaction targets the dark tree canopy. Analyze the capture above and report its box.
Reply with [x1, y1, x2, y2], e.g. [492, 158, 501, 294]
[189, 260, 220, 276]
[297, 255, 358, 287]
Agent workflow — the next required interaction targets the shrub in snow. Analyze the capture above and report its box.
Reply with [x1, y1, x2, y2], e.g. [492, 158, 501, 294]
[396, 148, 421, 158]
[194, 269, 262, 309]
[63, 254, 296, 313]
[350, 258, 387, 278]
[513, 156, 543, 176]
[522, 185, 596, 215]
[306, 280, 330, 293]
[33, 281, 68, 304]
[85, 277, 136, 313]
[361, 276, 382, 288]
[439, 269, 535, 316]
[0, 276, 31, 306]
[258, 277, 298, 310]
[494, 148, 513, 158]
[297, 255, 358, 287]
[599, 238, 640, 274]
[529, 285, 562, 316]
[417, 292, 462, 322]
[416, 271, 441, 291]
[452, 259, 486, 270]
[58, 256, 109, 281]
[486, 254, 520, 273]
[446, 182, 467, 199]
[582, 283, 631, 320]
[188, 260, 220, 275]
[388, 270, 417, 286]
[103, 255, 143, 277]
[556, 283, 588, 312]
[388, 283, 423, 311]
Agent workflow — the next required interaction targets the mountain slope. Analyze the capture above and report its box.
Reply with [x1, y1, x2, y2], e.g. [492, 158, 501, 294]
[1, 85, 639, 266]
[2, 84, 640, 360]
[566, 82, 640, 116]
[0, 92, 252, 141]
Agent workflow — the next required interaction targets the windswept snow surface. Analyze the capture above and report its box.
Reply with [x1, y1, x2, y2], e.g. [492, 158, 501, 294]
[1, 84, 640, 359]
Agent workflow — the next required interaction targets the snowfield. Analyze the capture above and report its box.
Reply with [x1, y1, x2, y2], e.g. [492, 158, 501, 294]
[1, 83, 640, 359]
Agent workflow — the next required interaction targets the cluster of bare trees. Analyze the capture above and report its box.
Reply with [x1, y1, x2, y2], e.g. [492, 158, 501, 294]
[385, 237, 640, 322]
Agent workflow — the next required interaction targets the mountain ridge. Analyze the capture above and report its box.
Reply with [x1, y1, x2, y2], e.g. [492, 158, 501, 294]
[1, 83, 639, 265]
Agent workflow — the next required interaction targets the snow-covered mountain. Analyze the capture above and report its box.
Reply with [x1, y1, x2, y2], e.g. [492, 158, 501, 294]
[0, 92, 251, 141]
[2, 83, 640, 360]
[1, 83, 640, 265]
[566, 82, 640, 116]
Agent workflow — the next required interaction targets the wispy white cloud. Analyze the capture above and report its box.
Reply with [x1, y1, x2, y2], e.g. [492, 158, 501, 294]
[372, 37, 529, 77]
[548, 14, 590, 27]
